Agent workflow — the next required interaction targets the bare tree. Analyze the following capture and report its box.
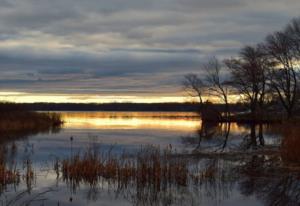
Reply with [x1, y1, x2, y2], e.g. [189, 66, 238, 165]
[285, 17, 300, 59]
[224, 45, 269, 121]
[204, 57, 231, 119]
[182, 74, 206, 106]
[285, 17, 300, 107]
[264, 31, 298, 119]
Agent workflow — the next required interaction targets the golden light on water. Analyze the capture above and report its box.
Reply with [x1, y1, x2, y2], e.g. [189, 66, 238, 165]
[61, 111, 250, 134]
[62, 112, 201, 131]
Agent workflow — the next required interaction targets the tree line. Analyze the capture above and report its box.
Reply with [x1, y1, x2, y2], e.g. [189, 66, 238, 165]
[183, 17, 300, 121]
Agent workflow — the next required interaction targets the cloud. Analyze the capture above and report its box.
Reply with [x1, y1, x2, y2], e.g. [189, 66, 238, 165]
[0, 0, 299, 100]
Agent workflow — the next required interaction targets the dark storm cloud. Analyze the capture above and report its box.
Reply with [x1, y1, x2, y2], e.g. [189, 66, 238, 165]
[0, 0, 299, 96]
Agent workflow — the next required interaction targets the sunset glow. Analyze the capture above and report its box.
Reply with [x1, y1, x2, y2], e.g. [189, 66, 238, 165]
[0, 0, 297, 103]
[0, 91, 189, 103]
[0, 91, 242, 103]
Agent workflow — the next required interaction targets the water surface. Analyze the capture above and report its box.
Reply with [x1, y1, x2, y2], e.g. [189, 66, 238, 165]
[0, 111, 297, 206]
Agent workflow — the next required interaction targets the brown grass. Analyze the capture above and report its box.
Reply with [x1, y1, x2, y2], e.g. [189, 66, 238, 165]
[280, 123, 300, 165]
[0, 111, 63, 143]
[62, 146, 188, 189]
[0, 147, 20, 192]
[0, 111, 63, 131]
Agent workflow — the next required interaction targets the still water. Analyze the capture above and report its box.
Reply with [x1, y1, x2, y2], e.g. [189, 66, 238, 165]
[0, 112, 298, 206]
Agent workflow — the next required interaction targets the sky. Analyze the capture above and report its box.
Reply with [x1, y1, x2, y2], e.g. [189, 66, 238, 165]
[0, 0, 299, 103]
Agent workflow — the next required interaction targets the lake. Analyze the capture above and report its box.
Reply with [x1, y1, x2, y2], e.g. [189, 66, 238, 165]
[0, 111, 298, 206]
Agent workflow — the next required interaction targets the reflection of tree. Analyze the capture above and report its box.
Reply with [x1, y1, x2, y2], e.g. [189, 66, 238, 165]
[195, 121, 220, 149]
[258, 124, 265, 146]
[238, 155, 300, 206]
[181, 121, 231, 151]
[181, 120, 219, 149]
[240, 123, 265, 150]
[220, 122, 231, 151]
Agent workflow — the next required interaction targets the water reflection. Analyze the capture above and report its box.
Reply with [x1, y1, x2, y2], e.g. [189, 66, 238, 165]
[59, 153, 300, 206]
[0, 111, 297, 206]
[0, 122, 61, 144]
[238, 155, 300, 206]
[2, 153, 299, 206]
[61, 112, 200, 131]
[182, 121, 280, 152]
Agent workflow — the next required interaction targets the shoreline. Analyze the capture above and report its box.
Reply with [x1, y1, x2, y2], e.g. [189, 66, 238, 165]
[0, 111, 63, 129]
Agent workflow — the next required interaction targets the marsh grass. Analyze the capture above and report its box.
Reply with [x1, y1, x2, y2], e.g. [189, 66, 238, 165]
[280, 123, 300, 165]
[0, 111, 62, 131]
[0, 147, 20, 193]
[0, 109, 63, 143]
[23, 158, 35, 193]
[62, 146, 189, 190]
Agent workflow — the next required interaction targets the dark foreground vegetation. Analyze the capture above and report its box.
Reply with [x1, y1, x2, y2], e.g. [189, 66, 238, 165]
[0, 103, 63, 141]
[279, 122, 300, 165]
[0, 145, 34, 194]
[0, 111, 62, 131]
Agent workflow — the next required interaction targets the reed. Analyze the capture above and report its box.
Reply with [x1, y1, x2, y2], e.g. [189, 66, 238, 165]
[0, 110, 63, 143]
[0, 111, 63, 131]
[62, 146, 189, 189]
[0, 147, 20, 192]
[280, 123, 300, 165]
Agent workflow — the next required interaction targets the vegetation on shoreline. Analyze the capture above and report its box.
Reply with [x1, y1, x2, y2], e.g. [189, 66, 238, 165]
[0, 103, 63, 142]
[280, 123, 300, 165]
[183, 17, 300, 123]
[0, 111, 63, 131]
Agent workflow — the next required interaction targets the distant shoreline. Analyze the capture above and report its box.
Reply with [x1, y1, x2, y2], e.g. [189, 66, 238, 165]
[0, 102, 245, 112]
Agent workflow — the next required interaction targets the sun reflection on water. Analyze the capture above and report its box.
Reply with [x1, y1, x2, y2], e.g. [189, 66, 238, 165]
[60, 111, 253, 134]
[61, 112, 201, 130]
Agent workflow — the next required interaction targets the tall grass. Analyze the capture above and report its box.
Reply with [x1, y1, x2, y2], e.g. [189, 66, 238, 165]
[280, 123, 300, 165]
[0, 109, 63, 143]
[62, 146, 189, 189]
[60, 146, 238, 205]
[0, 111, 63, 131]
[0, 147, 20, 193]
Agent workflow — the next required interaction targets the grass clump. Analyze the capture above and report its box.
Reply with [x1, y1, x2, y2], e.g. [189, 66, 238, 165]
[280, 123, 300, 165]
[0, 102, 63, 133]
[62, 146, 188, 189]
[0, 147, 20, 192]
[0, 111, 63, 131]
[0, 103, 63, 142]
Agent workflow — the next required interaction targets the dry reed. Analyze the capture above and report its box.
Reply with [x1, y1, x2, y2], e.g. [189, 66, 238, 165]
[0, 147, 20, 192]
[280, 123, 300, 165]
[62, 146, 189, 189]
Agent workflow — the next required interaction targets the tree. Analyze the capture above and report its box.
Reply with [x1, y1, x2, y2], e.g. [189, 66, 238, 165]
[264, 31, 298, 119]
[204, 57, 231, 119]
[224, 45, 269, 121]
[285, 17, 300, 59]
[182, 72, 223, 122]
[182, 73, 206, 106]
